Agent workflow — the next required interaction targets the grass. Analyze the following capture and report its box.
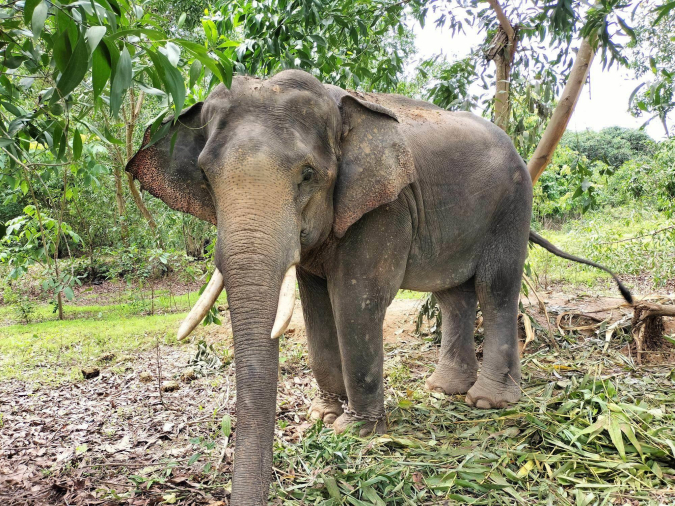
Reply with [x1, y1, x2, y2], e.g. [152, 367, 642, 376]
[0, 285, 418, 382]
[530, 205, 675, 292]
[0, 287, 228, 382]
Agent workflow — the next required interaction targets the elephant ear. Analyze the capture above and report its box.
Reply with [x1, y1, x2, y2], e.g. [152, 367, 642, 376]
[126, 103, 216, 225]
[333, 94, 416, 238]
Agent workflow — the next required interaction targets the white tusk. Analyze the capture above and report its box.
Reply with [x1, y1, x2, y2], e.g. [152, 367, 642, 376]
[177, 269, 224, 341]
[271, 265, 297, 339]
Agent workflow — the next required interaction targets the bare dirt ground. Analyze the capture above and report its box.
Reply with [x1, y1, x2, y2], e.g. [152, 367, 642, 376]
[2, 292, 674, 505]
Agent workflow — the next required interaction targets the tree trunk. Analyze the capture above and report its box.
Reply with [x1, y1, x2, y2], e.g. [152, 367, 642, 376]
[528, 38, 596, 183]
[112, 166, 128, 241]
[493, 45, 515, 130]
[126, 171, 158, 229]
[486, 0, 518, 131]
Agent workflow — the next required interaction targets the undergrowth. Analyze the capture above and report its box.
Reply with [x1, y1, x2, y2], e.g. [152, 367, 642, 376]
[530, 205, 675, 291]
[271, 338, 675, 505]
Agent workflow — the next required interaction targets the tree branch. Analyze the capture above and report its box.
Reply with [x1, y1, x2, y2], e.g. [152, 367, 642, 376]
[486, 0, 514, 40]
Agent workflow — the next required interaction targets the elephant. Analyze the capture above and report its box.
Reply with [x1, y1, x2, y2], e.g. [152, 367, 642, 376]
[126, 69, 631, 505]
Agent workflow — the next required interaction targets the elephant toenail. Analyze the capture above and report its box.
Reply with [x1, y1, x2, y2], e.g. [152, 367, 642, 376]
[324, 413, 338, 424]
[475, 399, 492, 409]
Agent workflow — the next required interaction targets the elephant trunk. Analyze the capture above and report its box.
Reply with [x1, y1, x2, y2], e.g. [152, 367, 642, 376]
[215, 197, 300, 505]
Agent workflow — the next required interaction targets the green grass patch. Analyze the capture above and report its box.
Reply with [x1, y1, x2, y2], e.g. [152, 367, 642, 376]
[530, 205, 675, 292]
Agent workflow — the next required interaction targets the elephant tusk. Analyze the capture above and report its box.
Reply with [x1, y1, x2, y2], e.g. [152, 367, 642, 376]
[177, 269, 224, 341]
[271, 265, 297, 339]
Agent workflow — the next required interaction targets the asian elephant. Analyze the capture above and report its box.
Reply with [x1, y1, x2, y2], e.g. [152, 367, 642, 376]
[126, 69, 631, 505]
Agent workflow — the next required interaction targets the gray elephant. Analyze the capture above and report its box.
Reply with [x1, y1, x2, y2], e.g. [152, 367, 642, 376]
[126, 70, 631, 505]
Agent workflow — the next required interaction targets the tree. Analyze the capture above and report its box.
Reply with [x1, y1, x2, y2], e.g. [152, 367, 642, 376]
[215, 0, 417, 90]
[628, 1, 675, 137]
[0, 0, 233, 317]
[416, 0, 658, 179]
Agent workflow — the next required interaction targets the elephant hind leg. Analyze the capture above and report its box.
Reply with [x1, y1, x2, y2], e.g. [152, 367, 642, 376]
[467, 217, 529, 409]
[425, 280, 478, 395]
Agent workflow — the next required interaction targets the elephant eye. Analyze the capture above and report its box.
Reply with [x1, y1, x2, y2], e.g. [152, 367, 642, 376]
[301, 166, 314, 183]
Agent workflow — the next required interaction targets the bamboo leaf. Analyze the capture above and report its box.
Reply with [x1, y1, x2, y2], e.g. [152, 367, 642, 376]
[608, 414, 626, 461]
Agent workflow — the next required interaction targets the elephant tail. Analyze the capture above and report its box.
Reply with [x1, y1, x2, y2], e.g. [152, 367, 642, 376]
[528, 230, 633, 305]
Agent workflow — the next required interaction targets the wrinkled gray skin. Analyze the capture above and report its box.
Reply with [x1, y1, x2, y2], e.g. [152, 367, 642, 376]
[127, 70, 532, 505]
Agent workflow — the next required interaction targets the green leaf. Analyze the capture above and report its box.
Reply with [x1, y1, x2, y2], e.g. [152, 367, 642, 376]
[31, 1, 48, 39]
[92, 45, 111, 102]
[175, 39, 224, 82]
[323, 475, 341, 499]
[145, 120, 171, 149]
[23, 0, 41, 25]
[616, 17, 635, 42]
[177, 12, 186, 28]
[653, 1, 675, 25]
[85, 26, 106, 54]
[221, 414, 231, 437]
[148, 49, 185, 116]
[187, 453, 201, 465]
[64, 286, 75, 301]
[56, 31, 89, 99]
[189, 59, 201, 89]
[107, 28, 166, 41]
[72, 129, 82, 160]
[163, 42, 181, 67]
[53, 28, 73, 73]
[110, 45, 132, 117]
[608, 414, 626, 461]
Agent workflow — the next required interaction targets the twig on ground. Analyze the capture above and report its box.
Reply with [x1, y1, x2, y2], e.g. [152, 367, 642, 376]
[156, 337, 164, 407]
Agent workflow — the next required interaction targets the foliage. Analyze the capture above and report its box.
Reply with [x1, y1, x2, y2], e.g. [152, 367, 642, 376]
[415, 292, 442, 344]
[212, 0, 417, 90]
[534, 134, 674, 221]
[561, 127, 655, 169]
[628, 2, 675, 136]
[188, 340, 227, 377]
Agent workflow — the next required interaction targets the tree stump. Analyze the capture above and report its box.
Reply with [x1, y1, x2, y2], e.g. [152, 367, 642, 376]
[631, 302, 675, 364]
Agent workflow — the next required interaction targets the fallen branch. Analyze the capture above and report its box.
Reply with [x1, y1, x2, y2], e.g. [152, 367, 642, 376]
[597, 225, 675, 245]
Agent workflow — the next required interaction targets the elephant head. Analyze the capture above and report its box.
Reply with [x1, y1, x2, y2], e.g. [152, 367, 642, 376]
[126, 70, 415, 504]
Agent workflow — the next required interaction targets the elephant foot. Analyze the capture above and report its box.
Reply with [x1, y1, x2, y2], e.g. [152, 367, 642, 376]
[308, 390, 346, 424]
[425, 364, 477, 395]
[333, 410, 387, 437]
[465, 375, 521, 409]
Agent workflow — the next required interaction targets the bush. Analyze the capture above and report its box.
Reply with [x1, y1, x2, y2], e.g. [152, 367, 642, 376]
[560, 127, 655, 169]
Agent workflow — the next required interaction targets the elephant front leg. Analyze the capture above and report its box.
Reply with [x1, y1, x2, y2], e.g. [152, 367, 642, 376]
[330, 289, 388, 437]
[326, 200, 411, 435]
[297, 268, 347, 424]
